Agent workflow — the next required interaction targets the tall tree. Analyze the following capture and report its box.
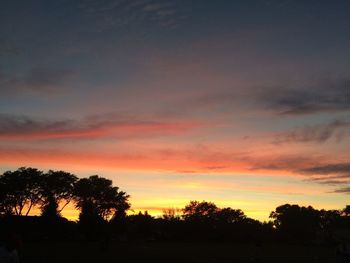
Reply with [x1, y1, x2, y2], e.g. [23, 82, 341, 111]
[74, 175, 130, 221]
[0, 167, 43, 216]
[39, 170, 77, 217]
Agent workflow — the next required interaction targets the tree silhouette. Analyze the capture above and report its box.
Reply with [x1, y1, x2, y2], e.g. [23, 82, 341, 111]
[0, 167, 42, 216]
[216, 207, 246, 224]
[39, 170, 77, 218]
[162, 208, 182, 221]
[183, 201, 218, 222]
[270, 204, 321, 241]
[74, 175, 130, 221]
[343, 205, 350, 216]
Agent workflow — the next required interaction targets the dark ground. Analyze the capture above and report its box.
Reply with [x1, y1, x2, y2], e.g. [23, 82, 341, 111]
[21, 242, 337, 263]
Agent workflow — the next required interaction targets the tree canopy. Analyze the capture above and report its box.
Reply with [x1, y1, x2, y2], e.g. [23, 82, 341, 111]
[74, 175, 130, 221]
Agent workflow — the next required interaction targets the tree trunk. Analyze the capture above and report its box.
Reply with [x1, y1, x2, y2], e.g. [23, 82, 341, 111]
[26, 201, 33, 216]
[58, 200, 70, 213]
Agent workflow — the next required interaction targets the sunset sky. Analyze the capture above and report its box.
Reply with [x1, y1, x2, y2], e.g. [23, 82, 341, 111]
[1, 0, 350, 221]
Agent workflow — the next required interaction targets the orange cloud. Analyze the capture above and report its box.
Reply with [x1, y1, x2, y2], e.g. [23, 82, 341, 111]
[0, 145, 327, 178]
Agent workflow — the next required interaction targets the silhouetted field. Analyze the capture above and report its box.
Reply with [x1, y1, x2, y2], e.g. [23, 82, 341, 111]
[21, 241, 336, 263]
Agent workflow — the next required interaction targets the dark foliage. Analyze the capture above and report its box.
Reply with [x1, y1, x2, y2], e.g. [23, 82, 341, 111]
[0, 167, 350, 245]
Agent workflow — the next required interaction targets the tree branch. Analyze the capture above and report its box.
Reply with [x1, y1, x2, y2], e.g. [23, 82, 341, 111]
[58, 200, 70, 213]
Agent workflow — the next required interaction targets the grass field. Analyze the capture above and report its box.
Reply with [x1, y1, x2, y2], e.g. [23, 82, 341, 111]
[21, 241, 337, 263]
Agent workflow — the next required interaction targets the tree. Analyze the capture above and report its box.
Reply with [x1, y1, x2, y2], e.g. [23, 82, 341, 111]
[39, 170, 77, 218]
[216, 207, 246, 224]
[162, 208, 182, 221]
[0, 178, 13, 215]
[343, 205, 350, 216]
[269, 204, 321, 241]
[74, 175, 130, 221]
[183, 201, 218, 222]
[41, 195, 60, 219]
[0, 167, 43, 216]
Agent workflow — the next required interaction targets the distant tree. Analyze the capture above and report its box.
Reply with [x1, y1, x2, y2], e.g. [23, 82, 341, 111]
[39, 170, 77, 218]
[343, 205, 350, 216]
[318, 209, 343, 241]
[0, 167, 43, 216]
[128, 211, 155, 238]
[216, 207, 246, 224]
[162, 208, 182, 221]
[74, 175, 130, 221]
[270, 204, 321, 241]
[183, 201, 218, 222]
[319, 209, 341, 228]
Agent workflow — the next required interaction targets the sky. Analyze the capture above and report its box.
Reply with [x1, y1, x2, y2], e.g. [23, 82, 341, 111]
[1, 0, 350, 221]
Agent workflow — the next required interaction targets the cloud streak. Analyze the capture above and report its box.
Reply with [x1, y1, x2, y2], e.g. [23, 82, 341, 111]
[333, 187, 350, 194]
[300, 163, 350, 175]
[0, 113, 205, 141]
[273, 118, 350, 144]
[259, 79, 350, 115]
[78, 0, 188, 29]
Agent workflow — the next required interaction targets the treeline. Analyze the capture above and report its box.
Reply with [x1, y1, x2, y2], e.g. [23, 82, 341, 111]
[1, 167, 350, 244]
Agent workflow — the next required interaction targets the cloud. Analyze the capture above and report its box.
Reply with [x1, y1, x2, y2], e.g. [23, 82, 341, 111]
[333, 187, 350, 194]
[304, 162, 350, 191]
[259, 78, 350, 115]
[273, 118, 350, 144]
[78, 0, 188, 29]
[0, 68, 76, 94]
[0, 113, 205, 141]
[250, 155, 350, 189]
[249, 155, 323, 173]
[299, 162, 350, 189]
[300, 163, 350, 175]
[250, 156, 350, 179]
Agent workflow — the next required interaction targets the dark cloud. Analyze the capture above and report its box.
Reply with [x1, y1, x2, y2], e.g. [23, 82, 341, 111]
[0, 113, 74, 135]
[273, 118, 350, 144]
[0, 112, 203, 140]
[78, 0, 188, 30]
[0, 68, 76, 94]
[252, 156, 350, 189]
[300, 163, 350, 175]
[249, 155, 321, 172]
[295, 162, 350, 187]
[305, 175, 350, 186]
[259, 79, 350, 115]
[317, 180, 349, 185]
[307, 174, 350, 181]
[250, 156, 350, 186]
[333, 187, 350, 194]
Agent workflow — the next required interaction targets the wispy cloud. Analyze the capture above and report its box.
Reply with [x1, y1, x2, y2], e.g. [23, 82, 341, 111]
[259, 78, 350, 115]
[273, 118, 350, 144]
[78, 0, 189, 29]
[0, 113, 205, 141]
[252, 156, 350, 188]
[333, 187, 350, 194]
[300, 162, 350, 175]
